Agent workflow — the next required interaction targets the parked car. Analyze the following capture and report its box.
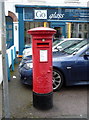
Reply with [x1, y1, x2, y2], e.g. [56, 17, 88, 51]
[22, 38, 83, 58]
[23, 44, 32, 58]
[19, 39, 89, 91]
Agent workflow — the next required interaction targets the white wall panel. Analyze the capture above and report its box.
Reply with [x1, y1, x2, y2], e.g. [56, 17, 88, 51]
[0, 55, 3, 84]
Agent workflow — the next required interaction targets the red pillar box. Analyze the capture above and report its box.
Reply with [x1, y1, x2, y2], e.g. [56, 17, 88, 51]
[27, 27, 56, 110]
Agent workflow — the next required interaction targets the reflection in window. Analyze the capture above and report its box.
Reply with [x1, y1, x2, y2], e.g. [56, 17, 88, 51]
[84, 33, 88, 38]
[79, 24, 82, 31]
[84, 24, 87, 31]
[8, 25, 12, 29]
[9, 30, 12, 39]
[78, 33, 82, 38]
[71, 23, 89, 39]
[71, 24, 74, 31]
[6, 16, 13, 49]
[24, 22, 49, 45]
[64, 40, 88, 54]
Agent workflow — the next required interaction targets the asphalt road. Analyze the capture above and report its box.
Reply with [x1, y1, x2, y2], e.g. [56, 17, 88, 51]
[7, 59, 89, 119]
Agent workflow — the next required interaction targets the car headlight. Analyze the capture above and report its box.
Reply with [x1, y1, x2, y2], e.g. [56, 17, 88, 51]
[19, 59, 26, 68]
[24, 62, 33, 70]
[19, 62, 23, 67]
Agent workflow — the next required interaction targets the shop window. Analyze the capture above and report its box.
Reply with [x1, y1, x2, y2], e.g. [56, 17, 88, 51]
[71, 24, 74, 31]
[8, 25, 12, 29]
[79, 24, 82, 31]
[78, 33, 82, 38]
[24, 22, 44, 45]
[84, 24, 88, 31]
[71, 23, 89, 38]
[71, 23, 78, 38]
[6, 16, 14, 49]
[71, 32, 77, 38]
[8, 30, 12, 39]
[54, 27, 62, 39]
[84, 33, 88, 38]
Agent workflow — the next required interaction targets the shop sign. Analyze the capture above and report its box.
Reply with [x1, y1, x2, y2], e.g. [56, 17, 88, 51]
[24, 8, 89, 21]
[49, 12, 64, 19]
[34, 10, 47, 19]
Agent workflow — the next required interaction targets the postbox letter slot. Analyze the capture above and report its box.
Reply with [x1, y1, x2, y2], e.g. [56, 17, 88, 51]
[37, 43, 49, 47]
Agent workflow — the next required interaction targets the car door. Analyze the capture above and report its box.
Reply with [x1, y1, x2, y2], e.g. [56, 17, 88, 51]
[73, 48, 89, 81]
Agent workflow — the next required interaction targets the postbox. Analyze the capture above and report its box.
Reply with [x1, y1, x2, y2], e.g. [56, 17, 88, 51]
[27, 27, 56, 110]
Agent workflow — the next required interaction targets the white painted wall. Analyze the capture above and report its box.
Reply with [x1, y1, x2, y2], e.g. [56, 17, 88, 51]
[4, 0, 89, 17]
[0, 21, 2, 52]
[47, 0, 88, 7]
[0, 55, 3, 84]
[0, 33, 2, 52]
[5, 0, 89, 16]
[0, 2, 3, 84]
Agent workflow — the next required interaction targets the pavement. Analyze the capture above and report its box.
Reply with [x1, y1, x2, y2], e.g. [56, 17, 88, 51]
[0, 85, 2, 120]
[0, 58, 89, 119]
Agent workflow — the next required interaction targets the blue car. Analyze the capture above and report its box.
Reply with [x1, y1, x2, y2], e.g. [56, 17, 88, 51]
[19, 40, 89, 91]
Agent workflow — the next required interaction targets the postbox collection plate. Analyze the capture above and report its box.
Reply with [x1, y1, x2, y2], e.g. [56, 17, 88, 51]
[40, 50, 48, 62]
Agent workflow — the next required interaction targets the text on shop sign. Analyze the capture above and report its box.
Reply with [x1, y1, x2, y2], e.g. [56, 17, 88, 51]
[34, 10, 64, 19]
[34, 10, 47, 19]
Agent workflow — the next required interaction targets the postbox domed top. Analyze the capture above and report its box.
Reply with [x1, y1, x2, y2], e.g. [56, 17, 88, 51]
[27, 27, 56, 35]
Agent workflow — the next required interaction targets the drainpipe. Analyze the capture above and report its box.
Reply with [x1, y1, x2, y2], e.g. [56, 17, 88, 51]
[67, 22, 71, 38]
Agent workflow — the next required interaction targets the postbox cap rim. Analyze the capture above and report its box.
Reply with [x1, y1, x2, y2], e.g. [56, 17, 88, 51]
[27, 27, 56, 33]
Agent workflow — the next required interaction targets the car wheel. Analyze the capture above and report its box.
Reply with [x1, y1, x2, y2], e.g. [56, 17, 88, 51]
[53, 68, 64, 91]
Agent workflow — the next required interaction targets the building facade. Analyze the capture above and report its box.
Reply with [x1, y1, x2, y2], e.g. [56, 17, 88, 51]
[5, 0, 89, 55]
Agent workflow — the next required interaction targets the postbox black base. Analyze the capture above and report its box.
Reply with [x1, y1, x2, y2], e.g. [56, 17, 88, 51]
[33, 92, 53, 110]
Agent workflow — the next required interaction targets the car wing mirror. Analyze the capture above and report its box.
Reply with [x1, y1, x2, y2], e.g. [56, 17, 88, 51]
[54, 47, 59, 51]
[56, 46, 62, 51]
[85, 52, 89, 56]
[84, 52, 89, 59]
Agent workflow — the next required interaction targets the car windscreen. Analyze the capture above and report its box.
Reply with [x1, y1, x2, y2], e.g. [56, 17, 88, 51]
[24, 44, 32, 49]
[56, 40, 82, 51]
[63, 40, 88, 54]
[53, 40, 60, 46]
